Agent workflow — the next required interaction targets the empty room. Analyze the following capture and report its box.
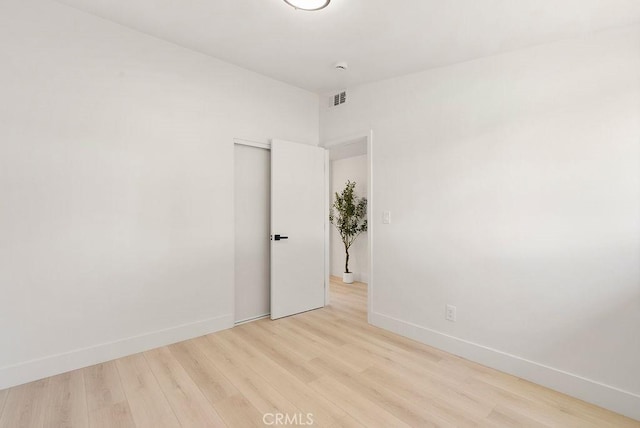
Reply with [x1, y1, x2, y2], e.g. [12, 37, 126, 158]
[1, 0, 639, 427]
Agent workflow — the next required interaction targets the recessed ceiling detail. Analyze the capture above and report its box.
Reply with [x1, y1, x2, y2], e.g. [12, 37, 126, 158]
[58, 0, 640, 93]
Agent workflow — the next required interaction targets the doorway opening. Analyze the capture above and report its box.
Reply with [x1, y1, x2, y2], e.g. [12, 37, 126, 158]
[234, 141, 271, 324]
[234, 138, 327, 324]
[324, 132, 373, 322]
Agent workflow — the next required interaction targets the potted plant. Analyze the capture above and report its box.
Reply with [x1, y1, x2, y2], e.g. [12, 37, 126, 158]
[330, 181, 367, 284]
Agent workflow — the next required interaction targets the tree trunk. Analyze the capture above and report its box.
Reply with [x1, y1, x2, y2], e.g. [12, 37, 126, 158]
[344, 250, 350, 273]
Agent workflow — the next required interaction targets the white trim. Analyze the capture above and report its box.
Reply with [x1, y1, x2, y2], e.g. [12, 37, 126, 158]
[322, 130, 373, 321]
[370, 311, 640, 421]
[234, 314, 270, 326]
[323, 132, 368, 149]
[233, 138, 271, 150]
[366, 131, 373, 322]
[0, 314, 233, 390]
[324, 150, 331, 306]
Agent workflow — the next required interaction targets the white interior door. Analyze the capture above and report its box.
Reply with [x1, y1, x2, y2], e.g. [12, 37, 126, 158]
[271, 140, 326, 319]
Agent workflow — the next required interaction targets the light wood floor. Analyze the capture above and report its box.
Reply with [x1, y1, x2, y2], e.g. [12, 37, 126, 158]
[1, 278, 638, 427]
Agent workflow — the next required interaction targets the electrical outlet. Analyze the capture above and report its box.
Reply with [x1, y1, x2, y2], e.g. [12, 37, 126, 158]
[383, 211, 391, 224]
[445, 304, 457, 322]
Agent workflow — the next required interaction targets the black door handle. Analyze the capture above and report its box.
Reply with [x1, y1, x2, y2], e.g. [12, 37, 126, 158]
[274, 234, 288, 241]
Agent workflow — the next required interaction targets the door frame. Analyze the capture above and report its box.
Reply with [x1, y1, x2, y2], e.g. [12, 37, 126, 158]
[322, 130, 373, 323]
[232, 138, 272, 326]
[233, 133, 373, 323]
[232, 137, 330, 323]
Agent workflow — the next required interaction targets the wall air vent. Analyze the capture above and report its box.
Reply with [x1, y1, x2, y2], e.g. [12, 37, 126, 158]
[330, 91, 347, 107]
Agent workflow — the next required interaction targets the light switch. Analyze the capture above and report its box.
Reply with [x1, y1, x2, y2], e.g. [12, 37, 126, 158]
[383, 211, 391, 224]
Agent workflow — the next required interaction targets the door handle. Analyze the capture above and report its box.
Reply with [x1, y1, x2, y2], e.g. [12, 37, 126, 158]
[273, 234, 288, 241]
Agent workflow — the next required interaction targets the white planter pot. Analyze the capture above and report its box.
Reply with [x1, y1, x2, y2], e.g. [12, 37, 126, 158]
[342, 272, 354, 284]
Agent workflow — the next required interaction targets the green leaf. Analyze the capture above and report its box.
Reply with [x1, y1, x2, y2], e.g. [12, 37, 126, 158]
[329, 181, 368, 272]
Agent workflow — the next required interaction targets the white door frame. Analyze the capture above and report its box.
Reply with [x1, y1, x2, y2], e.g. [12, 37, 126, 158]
[234, 138, 271, 150]
[232, 138, 271, 326]
[233, 134, 372, 323]
[322, 130, 373, 323]
[232, 137, 330, 322]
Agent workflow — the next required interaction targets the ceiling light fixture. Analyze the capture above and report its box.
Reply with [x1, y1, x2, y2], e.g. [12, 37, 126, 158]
[283, 0, 330, 11]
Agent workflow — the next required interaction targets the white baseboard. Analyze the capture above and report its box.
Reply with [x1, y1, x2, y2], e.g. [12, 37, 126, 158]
[0, 314, 233, 390]
[370, 311, 640, 421]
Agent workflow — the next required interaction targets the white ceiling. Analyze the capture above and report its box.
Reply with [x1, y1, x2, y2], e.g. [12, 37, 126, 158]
[58, 0, 640, 93]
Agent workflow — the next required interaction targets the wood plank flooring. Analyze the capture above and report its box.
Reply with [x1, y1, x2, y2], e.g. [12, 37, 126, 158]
[0, 278, 637, 427]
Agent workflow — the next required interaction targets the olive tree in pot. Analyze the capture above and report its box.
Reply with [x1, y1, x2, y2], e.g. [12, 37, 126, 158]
[330, 181, 367, 284]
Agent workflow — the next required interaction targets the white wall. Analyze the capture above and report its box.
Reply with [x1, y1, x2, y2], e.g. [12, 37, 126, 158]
[0, 0, 318, 388]
[330, 155, 368, 282]
[321, 26, 640, 419]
